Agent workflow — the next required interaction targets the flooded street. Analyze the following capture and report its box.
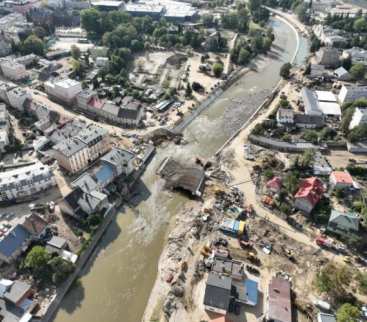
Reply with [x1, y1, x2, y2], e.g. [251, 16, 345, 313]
[53, 18, 309, 322]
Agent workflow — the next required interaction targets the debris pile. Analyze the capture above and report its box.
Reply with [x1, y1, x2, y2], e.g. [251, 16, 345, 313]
[143, 128, 183, 146]
[214, 187, 244, 210]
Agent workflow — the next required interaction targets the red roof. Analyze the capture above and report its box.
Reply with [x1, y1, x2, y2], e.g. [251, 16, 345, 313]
[295, 177, 325, 207]
[88, 96, 104, 109]
[266, 177, 282, 190]
[210, 317, 233, 322]
[330, 171, 353, 185]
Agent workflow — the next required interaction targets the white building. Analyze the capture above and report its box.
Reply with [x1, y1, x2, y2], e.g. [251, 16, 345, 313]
[95, 57, 109, 68]
[338, 85, 367, 105]
[0, 59, 29, 81]
[7, 87, 31, 111]
[312, 24, 347, 47]
[45, 78, 82, 104]
[53, 124, 110, 174]
[0, 104, 9, 152]
[0, 80, 17, 104]
[349, 107, 367, 130]
[0, 162, 56, 202]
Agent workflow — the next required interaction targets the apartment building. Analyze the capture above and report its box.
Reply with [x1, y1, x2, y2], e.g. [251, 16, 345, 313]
[0, 162, 56, 202]
[45, 78, 82, 104]
[76, 90, 145, 128]
[0, 59, 29, 81]
[53, 124, 110, 174]
[7, 87, 31, 111]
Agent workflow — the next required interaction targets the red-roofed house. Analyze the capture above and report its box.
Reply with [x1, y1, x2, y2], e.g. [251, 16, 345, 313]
[329, 171, 354, 190]
[294, 177, 325, 214]
[266, 177, 282, 193]
[210, 317, 233, 322]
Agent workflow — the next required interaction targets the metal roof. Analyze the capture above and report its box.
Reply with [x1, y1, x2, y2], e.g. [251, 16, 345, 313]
[0, 225, 30, 259]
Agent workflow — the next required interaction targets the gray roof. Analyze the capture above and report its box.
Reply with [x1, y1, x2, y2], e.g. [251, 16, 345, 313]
[294, 113, 324, 127]
[301, 88, 322, 116]
[53, 137, 86, 157]
[100, 148, 135, 168]
[334, 66, 349, 77]
[76, 124, 108, 145]
[203, 273, 231, 311]
[47, 236, 67, 249]
[72, 173, 98, 193]
[4, 280, 31, 305]
[318, 313, 336, 322]
[328, 210, 359, 232]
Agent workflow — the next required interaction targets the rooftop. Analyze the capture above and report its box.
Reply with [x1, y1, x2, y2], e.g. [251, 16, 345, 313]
[268, 277, 292, 322]
[330, 171, 353, 185]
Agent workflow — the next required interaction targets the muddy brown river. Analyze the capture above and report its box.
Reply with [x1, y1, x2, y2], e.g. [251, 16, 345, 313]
[53, 17, 309, 322]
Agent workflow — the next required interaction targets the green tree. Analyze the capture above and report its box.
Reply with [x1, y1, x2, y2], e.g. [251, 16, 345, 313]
[24, 246, 50, 276]
[284, 172, 299, 194]
[81, 8, 102, 38]
[316, 263, 351, 302]
[354, 17, 367, 32]
[238, 48, 251, 65]
[202, 14, 214, 27]
[336, 303, 361, 322]
[213, 62, 224, 78]
[302, 130, 319, 144]
[71, 45, 81, 60]
[350, 63, 366, 80]
[48, 257, 74, 285]
[280, 63, 292, 79]
[356, 271, 367, 294]
[22, 34, 44, 55]
[349, 124, 367, 142]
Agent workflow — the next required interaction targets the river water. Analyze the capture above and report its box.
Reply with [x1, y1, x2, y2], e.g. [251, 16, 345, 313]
[53, 18, 309, 322]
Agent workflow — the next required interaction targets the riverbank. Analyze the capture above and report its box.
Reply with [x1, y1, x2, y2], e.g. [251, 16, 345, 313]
[52, 14, 303, 322]
[141, 11, 306, 320]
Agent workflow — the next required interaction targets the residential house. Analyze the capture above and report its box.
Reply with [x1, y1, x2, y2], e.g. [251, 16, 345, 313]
[343, 47, 367, 65]
[0, 279, 35, 322]
[47, 236, 67, 251]
[276, 108, 294, 126]
[313, 152, 332, 176]
[0, 104, 9, 152]
[312, 25, 347, 48]
[308, 64, 329, 80]
[338, 85, 367, 105]
[327, 210, 359, 235]
[0, 35, 12, 58]
[0, 13, 32, 44]
[316, 47, 340, 68]
[0, 59, 29, 81]
[329, 171, 355, 190]
[0, 81, 17, 105]
[293, 114, 324, 128]
[349, 107, 367, 130]
[266, 277, 292, 322]
[333, 66, 351, 81]
[317, 312, 336, 322]
[0, 162, 56, 202]
[203, 273, 232, 315]
[45, 78, 82, 104]
[21, 213, 48, 239]
[77, 91, 145, 128]
[266, 177, 282, 193]
[294, 177, 325, 214]
[6, 87, 31, 111]
[100, 147, 135, 178]
[231, 278, 258, 307]
[0, 225, 30, 263]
